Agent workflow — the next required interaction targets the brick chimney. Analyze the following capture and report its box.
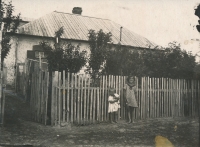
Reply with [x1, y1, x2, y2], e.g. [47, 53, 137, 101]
[72, 7, 82, 15]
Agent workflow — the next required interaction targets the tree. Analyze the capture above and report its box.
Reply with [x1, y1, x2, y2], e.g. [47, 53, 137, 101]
[40, 27, 87, 73]
[0, 1, 20, 64]
[104, 43, 131, 76]
[87, 29, 112, 79]
[194, 4, 200, 32]
[163, 42, 195, 79]
[105, 44, 164, 77]
[86, 29, 195, 79]
[105, 41, 196, 79]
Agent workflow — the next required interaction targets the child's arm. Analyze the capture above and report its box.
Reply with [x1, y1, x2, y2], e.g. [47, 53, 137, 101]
[114, 93, 119, 99]
[113, 93, 120, 102]
[108, 96, 115, 103]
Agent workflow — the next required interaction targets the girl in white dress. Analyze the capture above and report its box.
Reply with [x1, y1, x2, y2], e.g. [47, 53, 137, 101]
[108, 88, 120, 123]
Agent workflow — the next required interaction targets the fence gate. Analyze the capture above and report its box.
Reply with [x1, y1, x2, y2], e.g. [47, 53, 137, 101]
[15, 59, 49, 125]
[30, 70, 49, 125]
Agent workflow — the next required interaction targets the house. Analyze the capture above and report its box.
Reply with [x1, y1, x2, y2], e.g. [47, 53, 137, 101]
[5, 7, 157, 86]
[18, 17, 35, 27]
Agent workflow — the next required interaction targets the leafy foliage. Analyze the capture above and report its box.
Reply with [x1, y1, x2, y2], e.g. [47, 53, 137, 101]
[105, 42, 196, 79]
[87, 29, 112, 79]
[162, 42, 195, 79]
[194, 3, 200, 32]
[104, 43, 131, 75]
[87, 29, 195, 79]
[194, 64, 200, 79]
[40, 27, 87, 73]
[0, 1, 20, 63]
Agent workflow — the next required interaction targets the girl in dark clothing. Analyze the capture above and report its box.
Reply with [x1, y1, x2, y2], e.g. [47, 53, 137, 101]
[124, 75, 138, 123]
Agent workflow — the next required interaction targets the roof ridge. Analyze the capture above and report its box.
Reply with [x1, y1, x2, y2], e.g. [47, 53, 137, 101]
[53, 11, 112, 21]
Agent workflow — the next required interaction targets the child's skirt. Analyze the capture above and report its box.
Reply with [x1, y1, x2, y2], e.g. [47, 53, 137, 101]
[108, 102, 119, 113]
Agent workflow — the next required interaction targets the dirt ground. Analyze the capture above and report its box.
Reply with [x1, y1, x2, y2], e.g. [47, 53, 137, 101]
[0, 89, 199, 147]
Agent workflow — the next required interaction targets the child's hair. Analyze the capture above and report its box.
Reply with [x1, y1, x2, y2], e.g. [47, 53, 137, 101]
[109, 87, 116, 94]
[126, 75, 135, 83]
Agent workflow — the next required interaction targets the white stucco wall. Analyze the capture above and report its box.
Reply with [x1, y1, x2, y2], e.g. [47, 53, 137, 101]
[16, 36, 90, 63]
[5, 35, 91, 85]
[4, 36, 18, 86]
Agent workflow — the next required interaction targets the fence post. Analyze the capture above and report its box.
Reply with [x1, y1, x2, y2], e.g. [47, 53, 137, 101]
[87, 77, 90, 124]
[44, 72, 49, 125]
[67, 72, 70, 122]
[51, 71, 58, 126]
[62, 70, 66, 123]
[83, 75, 87, 124]
[71, 73, 74, 123]
[1, 90, 5, 125]
[89, 88, 93, 124]
[74, 74, 77, 124]
[58, 72, 61, 126]
[0, 70, 2, 120]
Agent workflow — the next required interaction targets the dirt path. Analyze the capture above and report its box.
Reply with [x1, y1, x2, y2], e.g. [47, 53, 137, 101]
[0, 89, 199, 147]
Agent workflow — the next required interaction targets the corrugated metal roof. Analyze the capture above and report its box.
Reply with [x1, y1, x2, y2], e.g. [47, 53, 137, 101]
[20, 17, 35, 22]
[17, 11, 157, 49]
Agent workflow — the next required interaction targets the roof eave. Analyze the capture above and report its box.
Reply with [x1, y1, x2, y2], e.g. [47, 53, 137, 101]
[7, 32, 158, 50]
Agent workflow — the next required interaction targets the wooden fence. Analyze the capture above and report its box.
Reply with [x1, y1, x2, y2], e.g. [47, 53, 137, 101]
[15, 59, 200, 126]
[30, 69, 49, 125]
[50, 72, 200, 126]
[0, 66, 7, 125]
[15, 63, 26, 96]
[15, 59, 48, 100]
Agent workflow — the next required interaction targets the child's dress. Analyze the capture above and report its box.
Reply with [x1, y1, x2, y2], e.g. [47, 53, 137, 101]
[125, 85, 138, 107]
[108, 94, 120, 113]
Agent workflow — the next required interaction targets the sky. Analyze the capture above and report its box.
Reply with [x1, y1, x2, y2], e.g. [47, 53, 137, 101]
[4, 0, 200, 55]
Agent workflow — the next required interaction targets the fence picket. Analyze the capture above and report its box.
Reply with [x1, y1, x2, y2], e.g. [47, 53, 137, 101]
[97, 87, 100, 122]
[105, 76, 108, 121]
[157, 78, 159, 117]
[58, 72, 61, 125]
[149, 77, 152, 118]
[90, 88, 93, 124]
[67, 72, 70, 122]
[93, 88, 96, 123]
[170, 78, 172, 117]
[87, 78, 90, 124]
[45, 72, 49, 125]
[165, 78, 168, 117]
[1, 90, 5, 124]
[74, 74, 77, 123]
[153, 78, 155, 118]
[41, 71, 44, 124]
[102, 76, 105, 121]
[191, 80, 194, 116]
[63, 71, 66, 122]
[77, 75, 80, 124]
[99, 77, 102, 122]
[83, 76, 87, 124]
